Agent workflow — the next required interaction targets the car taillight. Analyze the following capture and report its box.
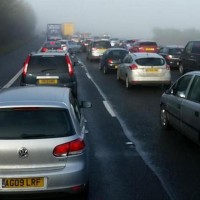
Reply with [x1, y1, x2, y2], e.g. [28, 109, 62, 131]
[22, 55, 31, 76]
[53, 139, 85, 157]
[108, 59, 113, 63]
[138, 47, 144, 52]
[41, 47, 48, 52]
[66, 56, 74, 76]
[166, 55, 172, 60]
[129, 64, 138, 70]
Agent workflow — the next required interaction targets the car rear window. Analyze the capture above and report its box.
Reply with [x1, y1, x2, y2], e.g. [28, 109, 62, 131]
[0, 108, 75, 139]
[44, 42, 61, 48]
[94, 41, 111, 48]
[109, 50, 128, 58]
[169, 48, 183, 54]
[27, 56, 68, 73]
[136, 58, 165, 66]
[139, 42, 157, 46]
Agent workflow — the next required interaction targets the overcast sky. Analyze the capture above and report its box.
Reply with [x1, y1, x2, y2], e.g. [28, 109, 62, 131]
[28, 0, 199, 39]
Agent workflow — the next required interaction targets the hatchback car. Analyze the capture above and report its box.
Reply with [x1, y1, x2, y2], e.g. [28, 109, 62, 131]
[99, 48, 129, 74]
[86, 40, 111, 61]
[160, 71, 200, 145]
[158, 45, 184, 69]
[20, 52, 77, 97]
[117, 53, 171, 89]
[0, 86, 91, 196]
[129, 40, 158, 53]
[65, 40, 82, 54]
[40, 41, 63, 52]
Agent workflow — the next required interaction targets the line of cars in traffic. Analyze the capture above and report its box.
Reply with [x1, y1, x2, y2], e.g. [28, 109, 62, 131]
[0, 37, 91, 198]
[82, 37, 200, 146]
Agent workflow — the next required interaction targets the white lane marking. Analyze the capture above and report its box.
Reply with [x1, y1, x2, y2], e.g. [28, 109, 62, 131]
[2, 69, 22, 88]
[86, 72, 91, 79]
[80, 60, 174, 199]
[103, 100, 116, 117]
[83, 63, 116, 117]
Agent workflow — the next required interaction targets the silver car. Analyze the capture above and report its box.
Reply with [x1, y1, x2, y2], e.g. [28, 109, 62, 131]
[0, 86, 91, 196]
[117, 53, 171, 89]
[160, 71, 200, 145]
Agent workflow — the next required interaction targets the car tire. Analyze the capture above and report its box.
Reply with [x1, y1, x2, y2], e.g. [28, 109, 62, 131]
[179, 63, 184, 74]
[117, 69, 120, 81]
[103, 66, 108, 74]
[160, 105, 170, 130]
[125, 76, 131, 89]
[99, 63, 102, 70]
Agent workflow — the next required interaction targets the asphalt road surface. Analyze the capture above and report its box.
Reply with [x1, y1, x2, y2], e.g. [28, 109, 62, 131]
[0, 37, 200, 200]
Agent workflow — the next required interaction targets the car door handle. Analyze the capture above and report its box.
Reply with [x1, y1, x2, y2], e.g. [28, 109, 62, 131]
[194, 111, 199, 117]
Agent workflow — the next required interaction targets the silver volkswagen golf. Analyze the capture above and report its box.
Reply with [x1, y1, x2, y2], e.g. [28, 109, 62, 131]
[0, 86, 91, 196]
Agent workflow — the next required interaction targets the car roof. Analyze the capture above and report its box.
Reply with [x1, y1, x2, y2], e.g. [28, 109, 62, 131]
[185, 71, 200, 76]
[31, 51, 67, 56]
[130, 52, 163, 59]
[161, 45, 184, 49]
[106, 48, 129, 52]
[0, 86, 71, 109]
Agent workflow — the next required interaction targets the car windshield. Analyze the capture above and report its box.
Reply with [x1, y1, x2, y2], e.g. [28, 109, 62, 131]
[0, 108, 75, 139]
[27, 56, 68, 73]
[136, 57, 165, 66]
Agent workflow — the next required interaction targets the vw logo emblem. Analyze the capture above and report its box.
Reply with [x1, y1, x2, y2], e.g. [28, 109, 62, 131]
[18, 147, 29, 158]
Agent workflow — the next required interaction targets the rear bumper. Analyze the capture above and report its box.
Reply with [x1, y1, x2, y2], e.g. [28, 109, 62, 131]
[0, 155, 88, 194]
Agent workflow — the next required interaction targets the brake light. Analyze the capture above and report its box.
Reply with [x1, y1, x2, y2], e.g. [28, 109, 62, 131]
[66, 56, 74, 76]
[166, 55, 172, 60]
[53, 139, 85, 157]
[129, 64, 138, 70]
[22, 55, 31, 76]
[41, 47, 48, 52]
[108, 59, 113, 63]
[138, 47, 145, 52]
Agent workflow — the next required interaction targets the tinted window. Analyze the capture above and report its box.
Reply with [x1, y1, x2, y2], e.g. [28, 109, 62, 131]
[192, 42, 200, 54]
[135, 58, 165, 66]
[109, 50, 128, 58]
[0, 108, 75, 139]
[27, 56, 68, 73]
[187, 76, 200, 102]
[44, 42, 61, 48]
[93, 41, 111, 48]
[139, 42, 157, 46]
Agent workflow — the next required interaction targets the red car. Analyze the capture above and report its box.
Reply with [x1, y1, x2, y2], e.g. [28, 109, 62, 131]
[129, 40, 158, 53]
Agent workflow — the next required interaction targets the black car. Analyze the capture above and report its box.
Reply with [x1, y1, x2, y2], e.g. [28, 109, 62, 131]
[179, 41, 200, 74]
[99, 48, 129, 74]
[158, 45, 184, 69]
[20, 52, 77, 96]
